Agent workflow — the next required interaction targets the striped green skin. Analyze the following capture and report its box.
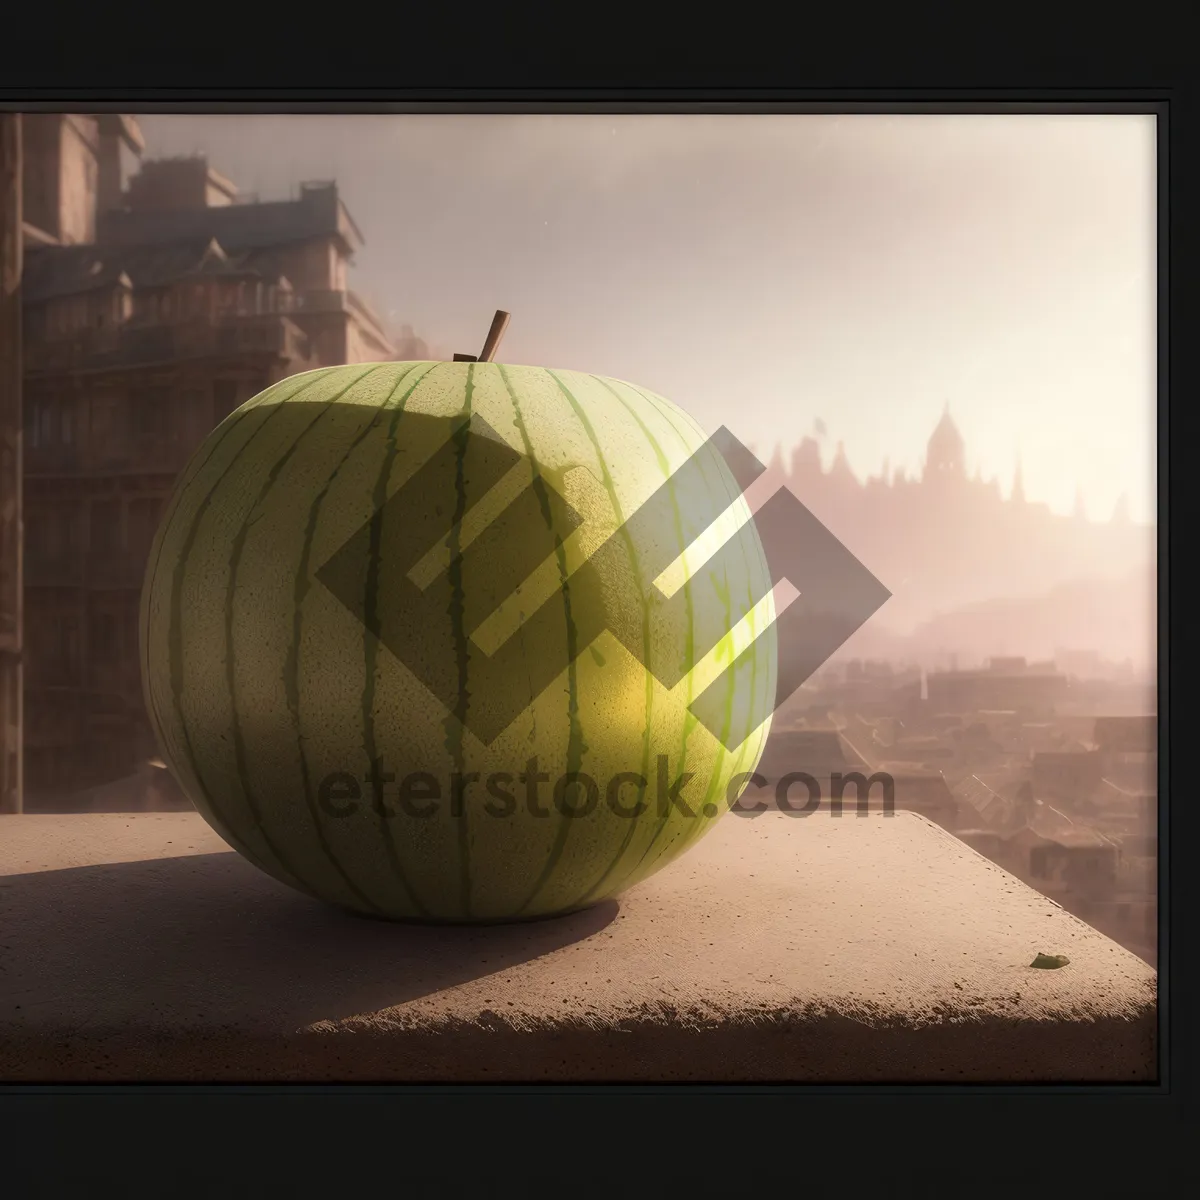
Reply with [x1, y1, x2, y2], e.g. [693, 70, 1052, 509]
[141, 362, 777, 922]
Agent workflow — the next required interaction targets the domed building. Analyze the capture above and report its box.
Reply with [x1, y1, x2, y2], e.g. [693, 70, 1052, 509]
[923, 403, 966, 482]
[772, 402, 1152, 644]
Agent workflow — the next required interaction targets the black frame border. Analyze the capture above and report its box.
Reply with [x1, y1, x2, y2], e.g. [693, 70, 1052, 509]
[0, 63, 1190, 1192]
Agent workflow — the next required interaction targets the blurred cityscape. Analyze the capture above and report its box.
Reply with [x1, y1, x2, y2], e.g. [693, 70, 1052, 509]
[760, 662, 1156, 966]
[1, 113, 1158, 968]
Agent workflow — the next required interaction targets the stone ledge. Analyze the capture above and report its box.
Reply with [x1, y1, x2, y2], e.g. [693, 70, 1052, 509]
[0, 810, 1157, 1082]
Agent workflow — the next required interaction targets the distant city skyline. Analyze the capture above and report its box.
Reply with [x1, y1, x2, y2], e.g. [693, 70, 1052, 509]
[135, 112, 1157, 525]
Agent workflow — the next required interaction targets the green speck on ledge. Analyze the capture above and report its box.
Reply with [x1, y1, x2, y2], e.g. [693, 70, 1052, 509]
[1030, 953, 1070, 969]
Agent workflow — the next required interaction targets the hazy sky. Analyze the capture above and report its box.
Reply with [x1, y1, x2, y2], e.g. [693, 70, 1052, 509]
[137, 113, 1157, 524]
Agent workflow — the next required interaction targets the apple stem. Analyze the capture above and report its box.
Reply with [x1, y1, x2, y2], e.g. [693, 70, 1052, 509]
[478, 310, 511, 362]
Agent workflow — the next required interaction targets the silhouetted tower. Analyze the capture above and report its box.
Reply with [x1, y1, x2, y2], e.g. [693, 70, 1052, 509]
[923, 403, 965, 482]
[791, 435, 822, 479]
[828, 440, 857, 487]
[1011, 450, 1026, 505]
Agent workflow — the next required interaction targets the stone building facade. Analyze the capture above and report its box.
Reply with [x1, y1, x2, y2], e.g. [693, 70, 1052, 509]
[1, 113, 22, 812]
[20, 115, 396, 796]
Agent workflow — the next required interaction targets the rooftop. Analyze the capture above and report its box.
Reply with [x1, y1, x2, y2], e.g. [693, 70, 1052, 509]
[758, 729, 864, 769]
[929, 665, 1067, 682]
[952, 773, 1009, 815]
[22, 236, 292, 304]
[96, 176, 362, 255]
[1093, 716, 1158, 754]
[1022, 822, 1120, 851]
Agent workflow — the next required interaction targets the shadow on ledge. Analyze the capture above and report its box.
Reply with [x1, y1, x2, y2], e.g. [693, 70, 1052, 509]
[0, 849, 618, 1036]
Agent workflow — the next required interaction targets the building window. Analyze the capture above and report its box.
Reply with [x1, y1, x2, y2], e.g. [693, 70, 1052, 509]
[25, 305, 46, 341]
[66, 505, 84, 555]
[88, 394, 116, 448]
[90, 611, 119, 666]
[90, 500, 122, 557]
[31, 505, 81, 567]
[218, 282, 244, 315]
[129, 388, 171, 439]
[51, 615, 82, 675]
[32, 399, 55, 448]
[126, 606, 140, 664]
[25, 509, 52, 568]
[213, 380, 239, 422]
[177, 388, 205, 434]
[127, 496, 165, 561]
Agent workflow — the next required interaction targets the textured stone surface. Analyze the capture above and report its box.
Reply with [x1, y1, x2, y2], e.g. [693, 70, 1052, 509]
[0, 810, 1156, 1082]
